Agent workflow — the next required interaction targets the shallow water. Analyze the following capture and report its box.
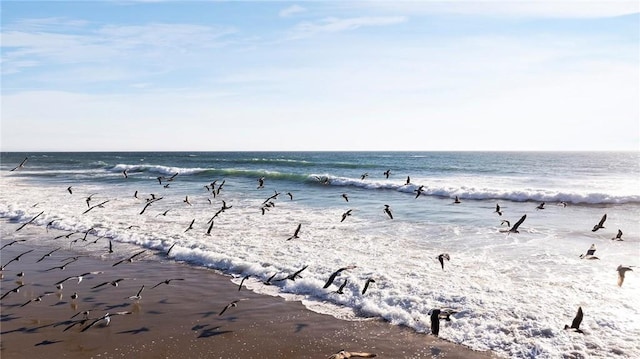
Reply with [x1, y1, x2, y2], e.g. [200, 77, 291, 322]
[1, 151, 638, 358]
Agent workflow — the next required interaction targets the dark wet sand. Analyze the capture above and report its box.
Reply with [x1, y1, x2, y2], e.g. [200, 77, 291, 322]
[1, 224, 498, 359]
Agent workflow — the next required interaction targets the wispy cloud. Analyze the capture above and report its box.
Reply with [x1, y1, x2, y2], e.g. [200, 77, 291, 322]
[287, 16, 407, 40]
[279, 4, 306, 18]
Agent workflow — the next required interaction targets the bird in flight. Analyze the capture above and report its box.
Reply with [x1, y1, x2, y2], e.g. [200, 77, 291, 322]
[592, 214, 607, 232]
[508, 214, 526, 234]
[10, 157, 28, 171]
[15, 211, 44, 232]
[112, 250, 146, 267]
[383, 169, 391, 178]
[383, 205, 393, 219]
[286, 223, 302, 241]
[564, 306, 584, 334]
[323, 266, 357, 289]
[437, 253, 450, 270]
[127, 285, 145, 301]
[341, 193, 349, 202]
[495, 203, 503, 216]
[617, 265, 633, 287]
[536, 202, 545, 210]
[361, 278, 376, 295]
[579, 244, 599, 260]
[611, 229, 623, 241]
[341, 210, 353, 223]
[151, 278, 185, 289]
[219, 299, 246, 316]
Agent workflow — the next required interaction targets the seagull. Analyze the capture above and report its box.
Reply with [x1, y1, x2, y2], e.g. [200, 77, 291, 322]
[383, 169, 391, 178]
[579, 244, 599, 260]
[430, 309, 441, 336]
[564, 306, 584, 334]
[127, 285, 145, 300]
[323, 266, 357, 289]
[81, 311, 132, 332]
[1, 249, 34, 270]
[286, 192, 293, 200]
[536, 202, 545, 210]
[342, 193, 349, 202]
[108, 239, 114, 253]
[219, 299, 244, 316]
[165, 243, 176, 256]
[205, 220, 214, 236]
[257, 177, 265, 189]
[558, 201, 568, 208]
[15, 211, 44, 232]
[361, 278, 376, 295]
[437, 253, 450, 270]
[611, 229, 624, 241]
[91, 278, 125, 289]
[336, 279, 348, 294]
[70, 292, 78, 300]
[286, 223, 302, 241]
[82, 200, 109, 215]
[151, 278, 185, 289]
[9, 157, 28, 171]
[276, 265, 308, 282]
[67, 186, 73, 194]
[341, 210, 353, 223]
[263, 272, 279, 285]
[238, 275, 250, 291]
[112, 250, 146, 267]
[617, 265, 633, 287]
[453, 195, 461, 204]
[508, 214, 527, 234]
[328, 350, 377, 359]
[55, 271, 100, 286]
[184, 196, 192, 206]
[122, 169, 128, 178]
[495, 203, 503, 216]
[500, 220, 510, 227]
[383, 205, 393, 219]
[414, 185, 424, 199]
[0, 239, 27, 250]
[592, 214, 607, 232]
[1, 284, 25, 300]
[157, 209, 171, 217]
[20, 292, 55, 307]
[360, 173, 369, 180]
[405, 176, 411, 185]
[184, 218, 195, 233]
[85, 193, 98, 208]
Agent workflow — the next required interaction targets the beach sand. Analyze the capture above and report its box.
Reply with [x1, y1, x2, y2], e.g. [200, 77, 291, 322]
[1, 223, 497, 359]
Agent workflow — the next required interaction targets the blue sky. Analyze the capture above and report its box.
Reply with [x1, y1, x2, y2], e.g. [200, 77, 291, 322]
[1, 1, 638, 151]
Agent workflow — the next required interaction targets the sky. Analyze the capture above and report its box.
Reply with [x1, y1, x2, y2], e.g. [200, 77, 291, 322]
[1, 1, 639, 152]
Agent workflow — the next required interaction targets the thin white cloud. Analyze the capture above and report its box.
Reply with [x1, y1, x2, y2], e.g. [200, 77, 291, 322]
[287, 15, 407, 40]
[279, 4, 307, 18]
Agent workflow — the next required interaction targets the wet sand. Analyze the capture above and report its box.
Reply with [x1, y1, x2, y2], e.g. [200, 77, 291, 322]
[1, 224, 498, 358]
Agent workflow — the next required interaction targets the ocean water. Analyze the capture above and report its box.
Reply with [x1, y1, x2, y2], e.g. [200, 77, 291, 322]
[1, 151, 638, 358]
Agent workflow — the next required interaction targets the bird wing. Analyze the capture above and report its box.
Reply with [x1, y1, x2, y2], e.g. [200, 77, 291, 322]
[598, 214, 607, 227]
[511, 214, 527, 231]
[571, 307, 583, 329]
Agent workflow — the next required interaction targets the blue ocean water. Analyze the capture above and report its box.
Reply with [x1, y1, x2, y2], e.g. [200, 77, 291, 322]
[1, 151, 639, 358]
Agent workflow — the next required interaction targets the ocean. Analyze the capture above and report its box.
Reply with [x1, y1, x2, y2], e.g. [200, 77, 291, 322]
[1, 151, 638, 358]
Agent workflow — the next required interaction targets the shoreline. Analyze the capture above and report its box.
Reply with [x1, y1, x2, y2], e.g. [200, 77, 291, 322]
[1, 222, 498, 358]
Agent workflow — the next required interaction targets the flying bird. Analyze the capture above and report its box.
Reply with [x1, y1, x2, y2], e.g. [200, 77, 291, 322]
[276, 265, 308, 281]
[323, 266, 357, 289]
[336, 279, 348, 294]
[82, 200, 109, 215]
[286, 223, 302, 241]
[430, 309, 442, 336]
[592, 214, 607, 232]
[617, 265, 633, 287]
[286, 192, 293, 200]
[611, 229, 623, 241]
[1, 249, 34, 270]
[453, 196, 461, 204]
[495, 203, 502, 216]
[10, 157, 28, 171]
[341, 210, 353, 223]
[91, 278, 125, 289]
[67, 186, 73, 194]
[112, 250, 146, 267]
[36, 247, 62, 263]
[508, 214, 527, 234]
[414, 186, 424, 199]
[15, 211, 44, 232]
[0, 239, 27, 250]
[1, 284, 25, 300]
[127, 285, 145, 301]
[184, 218, 195, 233]
[238, 275, 250, 291]
[383, 205, 393, 219]
[81, 311, 132, 332]
[151, 278, 185, 289]
[361, 278, 376, 295]
[437, 253, 450, 270]
[183, 196, 192, 206]
[579, 244, 599, 260]
[536, 202, 545, 210]
[383, 169, 391, 178]
[564, 306, 584, 334]
[342, 193, 349, 202]
[219, 299, 244, 316]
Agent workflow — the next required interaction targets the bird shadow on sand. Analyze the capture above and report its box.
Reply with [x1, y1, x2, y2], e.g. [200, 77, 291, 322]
[117, 326, 150, 335]
[35, 339, 63, 347]
[198, 310, 218, 318]
[104, 302, 131, 310]
[195, 325, 232, 338]
[294, 323, 308, 333]
[430, 347, 443, 357]
[1, 313, 20, 322]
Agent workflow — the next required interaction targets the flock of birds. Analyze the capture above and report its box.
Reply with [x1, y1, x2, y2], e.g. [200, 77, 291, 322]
[1, 156, 636, 358]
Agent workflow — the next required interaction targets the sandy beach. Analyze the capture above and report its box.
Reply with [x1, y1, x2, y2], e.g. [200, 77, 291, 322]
[1, 222, 497, 359]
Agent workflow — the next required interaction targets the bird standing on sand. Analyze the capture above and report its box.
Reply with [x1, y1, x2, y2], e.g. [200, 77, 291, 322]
[383, 205, 393, 219]
[592, 214, 607, 232]
[437, 253, 450, 270]
[612, 229, 623, 241]
[564, 306, 584, 334]
[617, 265, 633, 287]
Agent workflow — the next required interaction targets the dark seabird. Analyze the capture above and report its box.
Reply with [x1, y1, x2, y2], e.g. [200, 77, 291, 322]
[219, 299, 243, 316]
[592, 214, 607, 232]
[238, 275, 250, 291]
[134, 190, 139, 198]
[184, 218, 195, 233]
[127, 285, 145, 301]
[360, 173, 369, 180]
[91, 278, 125, 289]
[495, 203, 503, 216]
[1, 284, 25, 300]
[383, 205, 393, 219]
[384, 169, 391, 178]
[36, 247, 62, 263]
[1, 239, 27, 250]
[205, 220, 214, 236]
[70, 291, 78, 300]
[430, 309, 441, 336]
[453, 196, 461, 204]
[85, 193, 97, 208]
[82, 200, 109, 215]
[263, 272, 279, 285]
[275, 265, 308, 282]
[341, 210, 353, 223]
[15, 210, 44, 232]
[46, 220, 56, 232]
[184, 196, 192, 206]
[611, 229, 623, 241]
[257, 177, 265, 189]
[405, 176, 411, 185]
[286, 223, 302, 240]
[112, 250, 146, 267]
[1, 249, 34, 270]
[558, 201, 568, 208]
[108, 239, 114, 253]
[81, 311, 132, 332]
[579, 244, 598, 260]
[617, 265, 633, 287]
[342, 193, 349, 202]
[323, 266, 357, 289]
[328, 350, 377, 359]
[414, 185, 424, 199]
[157, 209, 171, 217]
[336, 279, 348, 294]
[536, 202, 545, 210]
[437, 253, 450, 270]
[151, 278, 185, 289]
[55, 271, 101, 286]
[20, 292, 55, 307]
[67, 186, 73, 194]
[508, 214, 527, 234]
[166, 243, 176, 256]
[564, 306, 584, 334]
[286, 192, 293, 200]
[10, 157, 28, 171]
[361, 278, 375, 295]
